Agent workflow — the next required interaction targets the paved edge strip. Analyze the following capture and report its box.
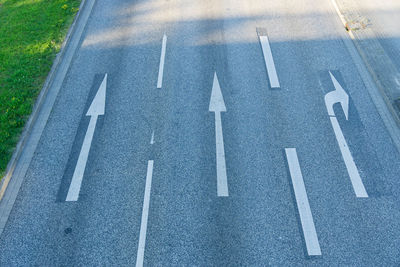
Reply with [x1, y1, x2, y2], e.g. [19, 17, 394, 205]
[136, 160, 154, 267]
[285, 148, 322, 256]
[0, 0, 97, 235]
[330, 0, 400, 154]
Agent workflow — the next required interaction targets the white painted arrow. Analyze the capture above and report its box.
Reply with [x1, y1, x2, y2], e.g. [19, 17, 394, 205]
[209, 73, 228, 197]
[66, 74, 107, 201]
[324, 72, 368, 198]
[325, 72, 349, 120]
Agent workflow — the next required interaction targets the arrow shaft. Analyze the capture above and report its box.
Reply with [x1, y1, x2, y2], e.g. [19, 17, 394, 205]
[214, 112, 228, 197]
[66, 115, 98, 201]
[329, 116, 368, 198]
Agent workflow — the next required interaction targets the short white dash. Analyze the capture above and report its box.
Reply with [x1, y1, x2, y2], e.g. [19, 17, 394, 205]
[259, 35, 280, 88]
[150, 131, 155, 145]
[136, 160, 154, 267]
[157, 34, 167, 89]
[285, 148, 321, 256]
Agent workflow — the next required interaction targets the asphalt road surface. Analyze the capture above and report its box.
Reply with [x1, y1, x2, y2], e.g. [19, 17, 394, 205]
[1, 0, 400, 265]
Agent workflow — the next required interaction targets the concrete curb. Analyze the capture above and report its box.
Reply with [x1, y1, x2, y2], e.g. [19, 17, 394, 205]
[0, 0, 96, 234]
[330, 0, 400, 153]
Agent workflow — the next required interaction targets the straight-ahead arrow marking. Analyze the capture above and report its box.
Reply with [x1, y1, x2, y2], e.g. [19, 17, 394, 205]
[209, 73, 228, 197]
[259, 34, 280, 88]
[157, 34, 167, 89]
[325, 72, 368, 198]
[66, 74, 107, 201]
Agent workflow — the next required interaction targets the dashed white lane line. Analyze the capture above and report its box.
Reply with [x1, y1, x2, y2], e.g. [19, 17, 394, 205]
[285, 148, 321, 256]
[259, 34, 280, 88]
[136, 160, 154, 267]
[157, 34, 167, 89]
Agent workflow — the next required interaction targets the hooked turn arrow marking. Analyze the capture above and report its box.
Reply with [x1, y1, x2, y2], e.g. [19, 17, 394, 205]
[324, 72, 368, 198]
[325, 72, 349, 119]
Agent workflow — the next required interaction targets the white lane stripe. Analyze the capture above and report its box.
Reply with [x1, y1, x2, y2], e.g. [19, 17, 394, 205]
[259, 35, 280, 88]
[215, 112, 229, 197]
[157, 34, 167, 89]
[285, 148, 321, 256]
[136, 160, 154, 267]
[330, 117, 368, 197]
[66, 115, 98, 201]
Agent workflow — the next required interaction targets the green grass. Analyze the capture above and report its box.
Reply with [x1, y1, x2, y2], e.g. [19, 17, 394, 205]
[0, 0, 80, 177]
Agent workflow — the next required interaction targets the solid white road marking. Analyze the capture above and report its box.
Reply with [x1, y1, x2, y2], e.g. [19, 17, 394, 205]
[325, 72, 368, 198]
[259, 35, 280, 88]
[136, 160, 154, 267]
[157, 34, 167, 89]
[209, 73, 229, 197]
[285, 148, 321, 256]
[66, 74, 107, 201]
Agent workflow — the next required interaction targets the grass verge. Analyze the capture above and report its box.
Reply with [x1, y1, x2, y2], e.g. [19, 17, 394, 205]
[0, 0, 81, 178]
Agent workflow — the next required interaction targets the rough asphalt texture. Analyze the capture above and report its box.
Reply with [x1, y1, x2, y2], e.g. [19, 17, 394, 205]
[1, 0, 400, 265]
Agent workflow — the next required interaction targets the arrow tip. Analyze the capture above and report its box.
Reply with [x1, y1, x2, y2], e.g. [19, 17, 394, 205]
[87, 74, 107, 116]
[328, 71, 349, 120]
[209, 72, 226, 112]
